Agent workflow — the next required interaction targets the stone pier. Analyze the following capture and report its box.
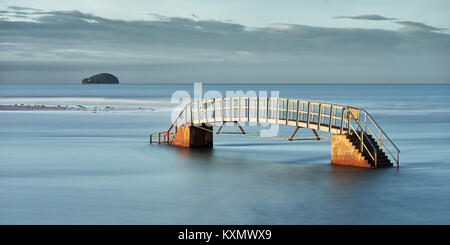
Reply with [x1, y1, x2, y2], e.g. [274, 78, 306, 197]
[330, 134, 371, 168]
[170, 123, 213, 148]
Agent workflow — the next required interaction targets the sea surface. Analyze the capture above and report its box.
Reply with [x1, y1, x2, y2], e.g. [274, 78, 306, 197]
[0, 84, 449, 224]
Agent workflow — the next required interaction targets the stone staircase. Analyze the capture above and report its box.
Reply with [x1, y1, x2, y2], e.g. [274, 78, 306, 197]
[347, 131, 393, 168]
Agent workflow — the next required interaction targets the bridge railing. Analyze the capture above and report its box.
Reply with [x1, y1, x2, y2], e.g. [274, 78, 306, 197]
[153, 97, 399, 167]
[346, 108, 378, 167]
[184, 97, 349, 132]
[358, 109, 400, 168]
[165, 103, 190, 144]
[149, 131, 173, 144]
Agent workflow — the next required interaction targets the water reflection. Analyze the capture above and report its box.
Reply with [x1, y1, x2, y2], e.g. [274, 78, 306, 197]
[172, 145, 215, 162]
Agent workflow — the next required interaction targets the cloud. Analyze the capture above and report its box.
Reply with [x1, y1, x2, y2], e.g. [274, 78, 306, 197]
[396, 21, 446, 32]
[0, 8, 449, 83]
[333, 14, 446, 33]
[148, 13, 169, 21]
[235, 51, 254, 56]
[333, 14, 396, 21]
[0, 42, 21, 46]
[7, 6, 41, 11]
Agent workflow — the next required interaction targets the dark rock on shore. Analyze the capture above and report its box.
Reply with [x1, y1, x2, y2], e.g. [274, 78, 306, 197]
[82, 73, 119, 84]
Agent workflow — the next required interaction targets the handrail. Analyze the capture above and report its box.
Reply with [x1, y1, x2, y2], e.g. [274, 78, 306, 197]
[150, 131, 173, 144]
[360, 109, 400, 152]
[359, 109, 400, 167]
[349, 123, 377, 164]
[346, 108, 378, 166]
[166, 103, 190, 143]
[168, 103, 189, 133]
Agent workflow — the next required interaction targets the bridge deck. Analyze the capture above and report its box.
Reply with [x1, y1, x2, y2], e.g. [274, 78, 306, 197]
[190, 118, 347, 135]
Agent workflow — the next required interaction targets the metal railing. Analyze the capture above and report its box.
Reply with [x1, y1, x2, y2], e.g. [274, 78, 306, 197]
[358, 109, 400, 168]
[149, 131, 173, 144]
[150, 97, 400, 167]
[346, 109, 378, 167]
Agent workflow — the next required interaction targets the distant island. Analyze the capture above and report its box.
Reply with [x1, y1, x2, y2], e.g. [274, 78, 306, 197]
[82, 73, 119, 84]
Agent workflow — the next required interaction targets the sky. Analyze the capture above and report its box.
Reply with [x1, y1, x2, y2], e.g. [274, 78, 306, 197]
[0, 0, 449, 83]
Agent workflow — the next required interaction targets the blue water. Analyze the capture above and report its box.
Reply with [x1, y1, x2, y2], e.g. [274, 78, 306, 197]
[0, 84, 449, 224]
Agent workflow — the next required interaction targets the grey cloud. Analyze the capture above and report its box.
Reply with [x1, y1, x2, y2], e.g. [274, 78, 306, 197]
[7, 6, 41, 11]
[333, 14, 396, 21]
[0, 8, 449, 83]
[0, 10, 35, 16]
[0, 6, 41, 20]
[0, 9, 447, 56]
[148, 13, 169, 20]
[396, 21, 446, 32]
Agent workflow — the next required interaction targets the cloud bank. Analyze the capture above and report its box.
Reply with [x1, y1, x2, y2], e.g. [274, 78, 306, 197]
[333, 14, 396, 21]
[0, 7, 449, 83]
[396, 21, 447, 32]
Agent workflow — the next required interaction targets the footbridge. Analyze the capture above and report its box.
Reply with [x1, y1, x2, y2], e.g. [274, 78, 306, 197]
[150, 97, 399, 168]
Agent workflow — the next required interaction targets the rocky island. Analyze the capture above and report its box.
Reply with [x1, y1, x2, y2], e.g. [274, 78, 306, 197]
[82, 73, 119, 84]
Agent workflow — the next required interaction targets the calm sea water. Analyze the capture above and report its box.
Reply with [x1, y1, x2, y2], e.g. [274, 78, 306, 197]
[0, 84, 449, 224]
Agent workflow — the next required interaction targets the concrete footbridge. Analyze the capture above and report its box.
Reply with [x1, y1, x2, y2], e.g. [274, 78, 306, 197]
[150, 97, 400, 169]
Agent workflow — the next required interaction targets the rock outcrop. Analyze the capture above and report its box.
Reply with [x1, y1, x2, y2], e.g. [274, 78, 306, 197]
[82, 73, 119, 84]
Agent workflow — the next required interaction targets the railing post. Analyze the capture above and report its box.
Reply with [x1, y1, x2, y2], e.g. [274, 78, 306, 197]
[300, 102, 304, 121]
[184, 105, 187, 125]
[150, 135, 152, 144]
[238, 97, 241, 122]
[347, 108, 350, 135]
[318, 103, 322, 129]
[266, 98, 269, 122]
[248, 98, 251, 121]
[379, 130, 382, 151]
[205, 100, 208, 122]
[197, 101, 200, 124]
[375, 151, 378, 169]
[306, 101, 310, 128]
[360, 130, 364, 152]
[257, 97, 259, 123]
[397, 151, 399, 168]
[332, 107, 336, 125]
[286, 99, 289, 124]
[364, 112, 367, 133]
[329, 105, 333, 132]
[230, 98, 233, 119]
[190, 102, 193, 125]
[340, 108, 344, 134]
[158, 133, 161, 144]
[213, 99, 216, 122]
[222, 98, 225, 122]
[296, 100, 299, 127]
[276, 98, 279, 125]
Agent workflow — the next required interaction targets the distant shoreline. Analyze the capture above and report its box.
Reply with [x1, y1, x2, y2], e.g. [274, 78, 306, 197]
[0, 104, 74, 111]
[0, 104, 155, 112]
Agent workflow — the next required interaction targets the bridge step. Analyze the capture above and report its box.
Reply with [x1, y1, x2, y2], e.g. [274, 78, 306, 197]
[331, 133, 392, 168]
[347, 132, 393, 168]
